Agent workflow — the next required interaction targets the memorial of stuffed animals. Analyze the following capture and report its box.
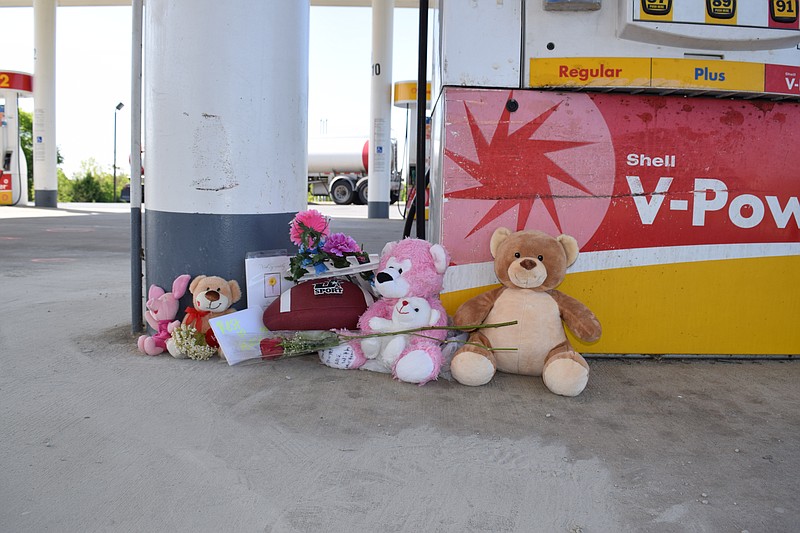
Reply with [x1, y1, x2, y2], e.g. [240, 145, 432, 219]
[137, 207, 598, 397]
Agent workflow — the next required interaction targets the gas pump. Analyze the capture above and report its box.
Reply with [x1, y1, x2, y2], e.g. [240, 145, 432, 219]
[394, 80, 431, 235]
[0, 71, 33, 206]
[429, 1, 800, 355]
[393, 80, 431, 192]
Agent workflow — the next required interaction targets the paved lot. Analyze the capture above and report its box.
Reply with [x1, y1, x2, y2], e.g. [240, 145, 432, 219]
[0, 203, 798, 532]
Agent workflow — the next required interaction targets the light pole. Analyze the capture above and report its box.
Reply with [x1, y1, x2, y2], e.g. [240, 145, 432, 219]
[113, 102, 124, 201]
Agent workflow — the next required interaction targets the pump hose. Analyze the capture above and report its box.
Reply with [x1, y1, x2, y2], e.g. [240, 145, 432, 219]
[402, 170, 429, 239]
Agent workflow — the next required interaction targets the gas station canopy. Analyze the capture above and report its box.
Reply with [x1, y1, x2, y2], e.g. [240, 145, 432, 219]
[0, 0, 421, 6]
[0, 71, 32, 95]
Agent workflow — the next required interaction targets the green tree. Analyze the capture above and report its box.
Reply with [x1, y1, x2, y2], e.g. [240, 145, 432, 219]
[70, 172, 103, 202]
[57, 169, 73, 202]
[18, 110, 65, 200]
[71, 158, 128, 202]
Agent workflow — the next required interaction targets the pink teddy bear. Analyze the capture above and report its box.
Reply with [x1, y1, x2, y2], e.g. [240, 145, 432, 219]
[137, 274, 191, 356]
[320, 239, 450, 385]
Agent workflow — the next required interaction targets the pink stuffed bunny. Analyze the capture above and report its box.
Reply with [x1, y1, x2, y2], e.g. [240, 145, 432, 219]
[137, 274, 191, 356]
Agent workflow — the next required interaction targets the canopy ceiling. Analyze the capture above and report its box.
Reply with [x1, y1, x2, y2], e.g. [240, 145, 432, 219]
[0, 0, 421, 7]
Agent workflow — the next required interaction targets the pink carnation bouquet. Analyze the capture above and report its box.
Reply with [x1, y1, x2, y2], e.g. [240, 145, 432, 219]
[289, 209, 329, 248]
[287, 209, 370, 282]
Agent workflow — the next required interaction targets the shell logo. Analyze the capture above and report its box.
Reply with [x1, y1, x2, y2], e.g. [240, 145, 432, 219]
[442, 90, 615, 265]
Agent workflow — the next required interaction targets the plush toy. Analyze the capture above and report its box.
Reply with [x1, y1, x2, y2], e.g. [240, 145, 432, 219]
[361, 296, 442, 373]
[137, 274, 191, 356]
[319, 238, 450, 385]
[166, 274, 242, 359]
[450, 228, 601, 397]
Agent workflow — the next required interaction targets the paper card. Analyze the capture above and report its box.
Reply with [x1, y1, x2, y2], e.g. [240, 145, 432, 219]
[299, 253, 380, 281]
[245, 250, 295, 312]
[209, 308, 269, 366]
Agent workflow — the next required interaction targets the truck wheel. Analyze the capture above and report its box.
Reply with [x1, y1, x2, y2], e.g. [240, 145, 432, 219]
[330, 180, 354, 205]
[356, 182, 399, 205]
[357, 182, 368, 205]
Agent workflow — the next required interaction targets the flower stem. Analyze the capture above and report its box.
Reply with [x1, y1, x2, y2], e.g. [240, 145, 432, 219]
[337, 320, 517, 342]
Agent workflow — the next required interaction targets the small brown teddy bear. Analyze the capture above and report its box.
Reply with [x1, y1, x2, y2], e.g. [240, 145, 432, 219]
[166, 274, 242, 359]
[451, 228, 601, 396]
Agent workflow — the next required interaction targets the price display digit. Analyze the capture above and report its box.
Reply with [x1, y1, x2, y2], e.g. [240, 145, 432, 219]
[641, 0, 672, 16]
[770, 0, 798, 23]
[706, 0, 736, 20]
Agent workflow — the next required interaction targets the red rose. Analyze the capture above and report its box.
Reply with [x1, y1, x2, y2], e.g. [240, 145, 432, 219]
[260, 338, 285, 360]
[205, 329, 220, 348]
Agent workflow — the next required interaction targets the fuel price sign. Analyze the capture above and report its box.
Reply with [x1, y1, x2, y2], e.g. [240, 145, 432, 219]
[771, 0, 798, 23]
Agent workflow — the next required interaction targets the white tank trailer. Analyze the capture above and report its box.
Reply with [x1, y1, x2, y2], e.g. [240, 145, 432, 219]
[308, 137, 401, 205]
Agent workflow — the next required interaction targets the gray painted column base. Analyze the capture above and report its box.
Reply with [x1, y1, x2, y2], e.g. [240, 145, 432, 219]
[145, 209, 295, 315]
[34, 190, 58, 208]
[368, 201, 389, 219]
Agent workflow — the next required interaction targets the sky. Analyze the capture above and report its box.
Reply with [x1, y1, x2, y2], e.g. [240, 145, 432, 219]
[0, 5, 426, 178]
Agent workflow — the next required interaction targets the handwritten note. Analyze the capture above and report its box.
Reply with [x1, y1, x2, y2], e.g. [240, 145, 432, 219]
[209, 308, 270, 366]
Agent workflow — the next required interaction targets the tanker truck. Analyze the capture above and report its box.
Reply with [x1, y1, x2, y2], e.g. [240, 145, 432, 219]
[308, 137, 401, 205]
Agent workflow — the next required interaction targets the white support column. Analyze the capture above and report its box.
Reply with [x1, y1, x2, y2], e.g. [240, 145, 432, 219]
[368, 0, 394, 218]
[144, 0, 309, 308]
[32, 0, 57, 207]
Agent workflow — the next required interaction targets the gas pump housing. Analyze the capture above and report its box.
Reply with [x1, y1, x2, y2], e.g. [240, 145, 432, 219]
[0, 71, 33, 206]
[429, 0, 800, 355]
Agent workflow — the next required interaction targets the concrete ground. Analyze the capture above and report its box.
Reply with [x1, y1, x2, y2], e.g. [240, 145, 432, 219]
[0, 203, 797, 533]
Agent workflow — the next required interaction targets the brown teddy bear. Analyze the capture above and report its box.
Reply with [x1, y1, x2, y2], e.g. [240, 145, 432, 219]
[451, 228, 601, 396]
[166, 274, 242, 359]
